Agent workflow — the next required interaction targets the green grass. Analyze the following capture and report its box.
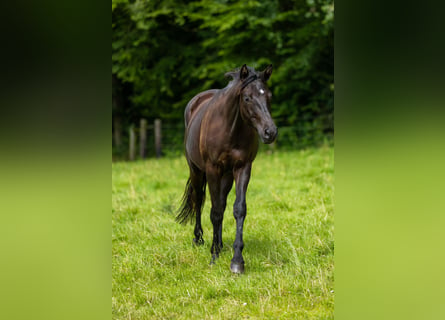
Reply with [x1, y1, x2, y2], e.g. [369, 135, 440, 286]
[112, 145, 334, 319]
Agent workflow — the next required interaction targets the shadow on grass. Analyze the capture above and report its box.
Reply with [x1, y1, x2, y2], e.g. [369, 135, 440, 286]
[205, 235, 294, 272]
[245, 237, 291, 264]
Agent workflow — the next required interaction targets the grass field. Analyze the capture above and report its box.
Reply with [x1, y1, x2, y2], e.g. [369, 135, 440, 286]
[112, 145, 334, 319]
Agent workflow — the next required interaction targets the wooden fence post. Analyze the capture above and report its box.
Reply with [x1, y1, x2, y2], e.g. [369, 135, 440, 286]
[154, 119, 162, 158]
[140, 118, 147, 159]
[129, 125, 135, 161]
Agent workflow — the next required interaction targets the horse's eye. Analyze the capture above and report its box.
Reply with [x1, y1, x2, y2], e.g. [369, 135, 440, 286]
[244, 96, 250, 102]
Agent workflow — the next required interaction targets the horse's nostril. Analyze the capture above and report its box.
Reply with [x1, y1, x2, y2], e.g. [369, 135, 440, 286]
[264, 128, 270, 136]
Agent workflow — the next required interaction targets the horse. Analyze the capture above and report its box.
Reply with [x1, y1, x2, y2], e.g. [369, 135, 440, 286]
[176, 64, 277, 273]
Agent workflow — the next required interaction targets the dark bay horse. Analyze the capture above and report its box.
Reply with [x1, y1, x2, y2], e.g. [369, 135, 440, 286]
[177, 64, 277, 273]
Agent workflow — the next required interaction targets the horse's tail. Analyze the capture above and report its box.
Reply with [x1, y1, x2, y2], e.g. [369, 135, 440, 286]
[176, 176, 206, 225]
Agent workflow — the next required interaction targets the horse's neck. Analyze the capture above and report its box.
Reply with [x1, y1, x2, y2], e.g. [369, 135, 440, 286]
[222, 86, 242, 136]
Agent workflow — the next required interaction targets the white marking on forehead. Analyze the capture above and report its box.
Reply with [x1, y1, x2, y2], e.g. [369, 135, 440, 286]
[259, 89, 265, 94]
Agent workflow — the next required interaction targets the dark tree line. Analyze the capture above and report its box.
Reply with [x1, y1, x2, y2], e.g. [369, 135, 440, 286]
[112, 0, 334, 157]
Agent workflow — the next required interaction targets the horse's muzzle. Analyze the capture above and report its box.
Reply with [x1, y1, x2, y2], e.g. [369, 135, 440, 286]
[261, 126, 277, 144]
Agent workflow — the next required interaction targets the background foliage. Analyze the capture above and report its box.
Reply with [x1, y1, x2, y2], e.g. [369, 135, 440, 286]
[112, 0, 334, 157]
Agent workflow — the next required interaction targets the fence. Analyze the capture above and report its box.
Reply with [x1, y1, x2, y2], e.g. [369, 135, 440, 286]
[120, 119, 183, 161]
[113, 116, 333, 161]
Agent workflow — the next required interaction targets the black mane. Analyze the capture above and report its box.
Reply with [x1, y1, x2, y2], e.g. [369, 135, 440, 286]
[224, 66, 259, 82]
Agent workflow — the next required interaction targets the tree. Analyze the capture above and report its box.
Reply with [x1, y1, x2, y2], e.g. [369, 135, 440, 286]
[112, 0, 334, 156]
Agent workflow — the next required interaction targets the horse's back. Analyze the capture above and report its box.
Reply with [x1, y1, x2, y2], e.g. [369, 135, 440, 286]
[185, 89, 218, 127]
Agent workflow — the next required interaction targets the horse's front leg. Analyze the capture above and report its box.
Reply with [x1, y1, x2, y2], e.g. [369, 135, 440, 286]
[230, 163, 252, 274]
[206, 165, 233, 264]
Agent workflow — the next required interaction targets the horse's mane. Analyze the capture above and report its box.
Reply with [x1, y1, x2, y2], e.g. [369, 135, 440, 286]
[224, 66, 259, 86]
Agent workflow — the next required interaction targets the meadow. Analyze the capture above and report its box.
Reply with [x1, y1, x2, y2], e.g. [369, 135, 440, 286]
[112, 145, 334, 319]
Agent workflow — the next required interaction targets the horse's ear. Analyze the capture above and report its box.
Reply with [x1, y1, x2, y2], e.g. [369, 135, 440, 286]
[262, 64, 273, 82]
[240, 64, 249, 80]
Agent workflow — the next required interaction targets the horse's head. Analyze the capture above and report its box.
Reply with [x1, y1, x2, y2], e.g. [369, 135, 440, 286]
[237, 64, 277, 144]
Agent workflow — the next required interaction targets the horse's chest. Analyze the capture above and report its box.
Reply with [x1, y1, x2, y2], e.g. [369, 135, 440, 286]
[214, 148, 255, 172]
[200, 114, 258, 170]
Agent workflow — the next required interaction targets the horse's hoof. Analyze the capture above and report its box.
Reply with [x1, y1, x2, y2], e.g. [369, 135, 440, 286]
[230, 262, 245, 274]
[210, 254, 219, 265]
[193, 238, 204, 246]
